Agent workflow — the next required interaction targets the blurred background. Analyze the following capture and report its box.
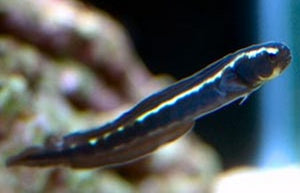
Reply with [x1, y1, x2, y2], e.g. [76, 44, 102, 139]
[0, 0, 299, 192]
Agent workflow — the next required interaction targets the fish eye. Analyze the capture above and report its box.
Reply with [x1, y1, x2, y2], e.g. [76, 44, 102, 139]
[267, 52, 278, 63]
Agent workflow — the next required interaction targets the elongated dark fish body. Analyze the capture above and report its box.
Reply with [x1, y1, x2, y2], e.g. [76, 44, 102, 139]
[7, 42, 291, 168]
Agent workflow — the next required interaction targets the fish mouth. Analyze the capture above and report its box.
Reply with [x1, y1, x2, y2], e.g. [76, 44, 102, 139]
[277, 43, 292, 72]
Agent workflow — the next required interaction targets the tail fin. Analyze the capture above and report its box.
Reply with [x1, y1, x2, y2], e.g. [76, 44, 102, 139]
[6, 146, 69, 167]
